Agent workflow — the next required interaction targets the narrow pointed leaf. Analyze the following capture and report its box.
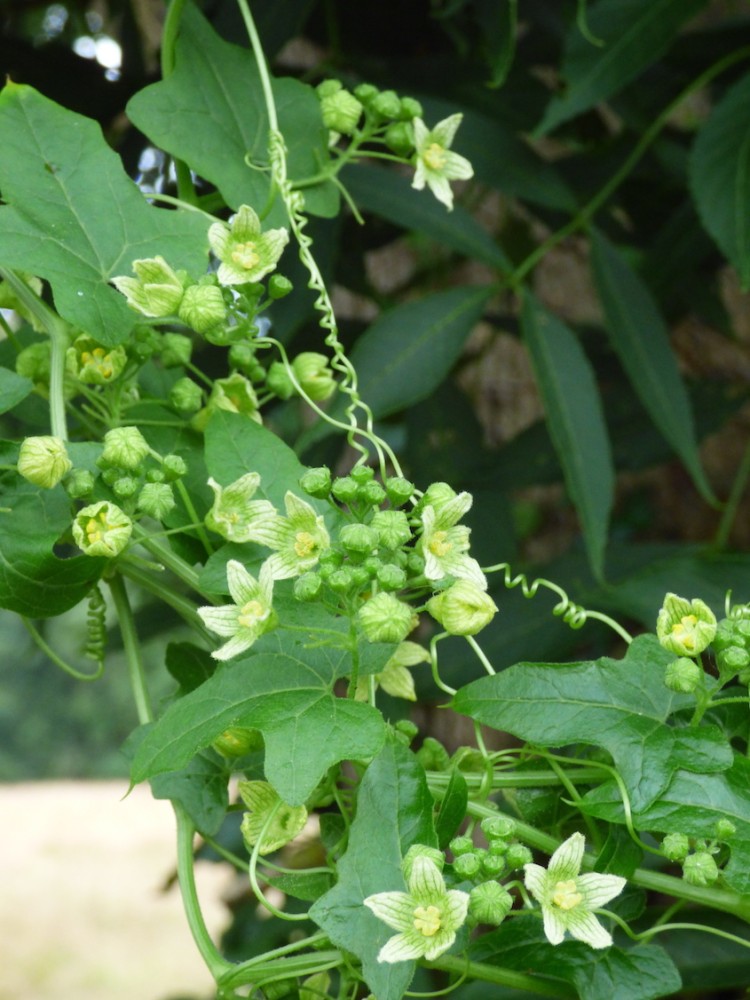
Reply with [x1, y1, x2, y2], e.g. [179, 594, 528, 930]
[536, 0, 705, 134]
[689, 71, 750, 288]
[521, 291, 613, 580]
[591, 230, 714, 502]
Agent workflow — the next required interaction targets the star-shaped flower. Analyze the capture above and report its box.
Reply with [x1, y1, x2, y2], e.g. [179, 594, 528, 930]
[205, 473, 277, 544]
[364, 854, 469, 963]
[419, 491, 486, 589]
[523, 832, 626, 949]
[208, 205, 289, 286]
[250, 492, 330, 580]
[411, 114, 474, 211]
[656, 592, 717, 657]
[197, 559, 277, 661]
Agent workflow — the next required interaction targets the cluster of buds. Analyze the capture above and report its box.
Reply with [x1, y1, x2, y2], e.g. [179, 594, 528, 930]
[450, 816, 532, 886]
[711, 607, 750, 684]
[661, 819, 735, 887]
[315, 79, 422, 151]
[656, 593, 717, 695]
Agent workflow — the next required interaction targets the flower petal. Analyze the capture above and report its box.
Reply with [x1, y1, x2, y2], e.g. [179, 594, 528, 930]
[547, 832, 585, 882]
[541, 904, 567, 946]
[226, 560, 260, 605]
[231, 204, 262, 242]
[442, 150, 474, 182]
[363, 891, 414, 931]
[212, 632, 255, 661]
[576, 872, 627, 909]
[377, 931, 425, 963]
[197, 604, 240, 637]
[426, 173, 454, 210]
[433, 492, 472, 529]
[207, 222, 231, 258]
[564, 908, 613, 949]
[431, 113, 463, 149]
[523, 863, 548, 904]
[408, 856, 446, 901]
[423, 928, 458, 961]
[442, 889, 470, 930]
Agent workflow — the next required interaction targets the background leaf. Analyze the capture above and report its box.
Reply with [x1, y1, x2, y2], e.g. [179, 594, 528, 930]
[536, 0, 706, 134]
[0, 368, 32, 414]
[689, 70, 750, 288]
[310, 742, 437, 1000]
[521, 291, 614, 580]
[591, 231, 715, 502]
[0, 83, 209, 346]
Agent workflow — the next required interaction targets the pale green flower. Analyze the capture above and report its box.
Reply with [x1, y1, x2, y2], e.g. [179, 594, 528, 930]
[111, 256, 186, 317]
[524, 832, 625, 949]
[355, 641, 429, 702]
[656, 593, 717, 657]
[208, 205, 289, 286]
[427, 579, 498, 636]
[205, 473, 277, 544]
[419, 492, 486, 589]
[252, 492, 330, 580]
[17, 435, 71, 488]
[72, 500, 132, 558]
[197, 559, 277, 661]
[364, 854, 469, 963]
[238, 780, 308, 854]
[411, 114, 473, 211]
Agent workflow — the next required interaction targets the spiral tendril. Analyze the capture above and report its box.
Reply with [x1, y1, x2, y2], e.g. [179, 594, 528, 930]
[85, 584, 107, 663]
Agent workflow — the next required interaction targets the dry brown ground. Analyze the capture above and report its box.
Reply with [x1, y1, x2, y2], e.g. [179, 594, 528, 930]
[0, 781, 230, 1000]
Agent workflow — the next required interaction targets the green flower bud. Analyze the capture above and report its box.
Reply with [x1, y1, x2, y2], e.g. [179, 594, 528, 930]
[450, 836, 475, 858]
[17, 435, 72, 488]
[178, 284, 227, 334]
[332, 476, 358, 504]
[146, 468, 165, 484]
[417, 481, 457, 516]
[169, 377, 203, 414]
[385, 476, 415, 507]
[294, 571, 323, 602]
[453, 852, 482, 879]
[66, 335, 127, 385]
[399, 96, 424, 121]
[717, 645, 750, 678]
[481, 816, 516, 842]
[291, 351, 337, 402]
[711, 619, 739, 653]
[239, 780, 308, 855]
[504, 843, 533, 870]
[16, 341, 51, 385]
[427, 580, 498, 636]
[371, 510, 411, 549]
[339, 522, 380, 556]
[371, 89, 401, 119]
[358, 592, 417, 643]
[137, 482, 175, 519]
[319, 548, 344, 569]
[64, 468, 95, 499]
[101, 466, 123, 487]
[393, 719, 419, 745]
[664, 657, 703, 694]
[320, 88, 363, 135]
[207, 373, 262, 423]
[683, 851, 719, 887]
[486, 840, 508, 857]
[299, 466, 332, 500]
[350, 465, 375, 485]
[407, 551, 426, 575]
[416, 736, 451, 772]
[358, 480, 386, 507]
[73, 500, 132, 557]
[480, 853, 506, 878]
[376, 563, 407, 591]
[111, 255, 186, 317]
[268, 274, 293, 300]
[266, 361, 295, 399]
[384, 121, 415, 156]
[364, 555, 383, 578]
[101, 426, 150, 471]
[657, 593, 717, 657]
[662, 832, 690, 862]
[402, 843, 445, 881]
[160, 332, 193, 368]
[162, 454, 188, 481]
[328, 567, 356, 593]
[735, 618, 750, 640]
[468, 882, 513, 926]
[228, 341, 256, 374]
[113, 476, 139, 500]
[353, 82, 379, 106]
[212, 726, 264, 757]
[316, 79, 342, 99]
[351, 565, 371, 590]
[715, 818, 736, 841]
[131, 325, 163, 360]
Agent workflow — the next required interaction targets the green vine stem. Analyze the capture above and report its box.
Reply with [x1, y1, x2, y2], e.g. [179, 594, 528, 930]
[0, 266, 70, 441]
[425, 954, 574, 998]
[161, 0, 197, 205]
[107, 572, 153, 726]
[21, 616, 104, 681]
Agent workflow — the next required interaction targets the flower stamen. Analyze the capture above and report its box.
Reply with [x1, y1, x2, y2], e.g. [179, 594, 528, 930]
[413, 904, 442, 937]
[552, 879, 582, 911]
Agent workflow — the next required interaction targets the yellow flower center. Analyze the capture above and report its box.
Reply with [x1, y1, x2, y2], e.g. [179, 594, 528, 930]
[423, 142, 447, 171]
[428, 530, 452, 558]
[231, 241, 260, 270]
[81, 347, 114, 379]
[238, 599, 265, 628]
[413, 904, 442, 937]
[85, 516, 105, 543]
[294, 531, 317, 559]
[552, 879, 582, 911]
[671, 614, 698, 651]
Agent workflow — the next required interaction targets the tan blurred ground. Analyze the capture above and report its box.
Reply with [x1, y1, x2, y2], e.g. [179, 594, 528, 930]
[0, 781, 230, 1000]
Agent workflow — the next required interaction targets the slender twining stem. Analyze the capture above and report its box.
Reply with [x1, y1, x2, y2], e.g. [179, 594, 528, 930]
[107, 572, 153, 726]
[21, 617, 104, 681]
[132, 525, 202, 592]
[425, 954, 574, 998]
[0, 267, 69, 440]
[161, 0, 197, 204]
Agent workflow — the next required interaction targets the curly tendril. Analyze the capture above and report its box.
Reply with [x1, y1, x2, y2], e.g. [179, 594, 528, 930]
[84, 584, 107, 664]
[483, 562, 633, 644]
